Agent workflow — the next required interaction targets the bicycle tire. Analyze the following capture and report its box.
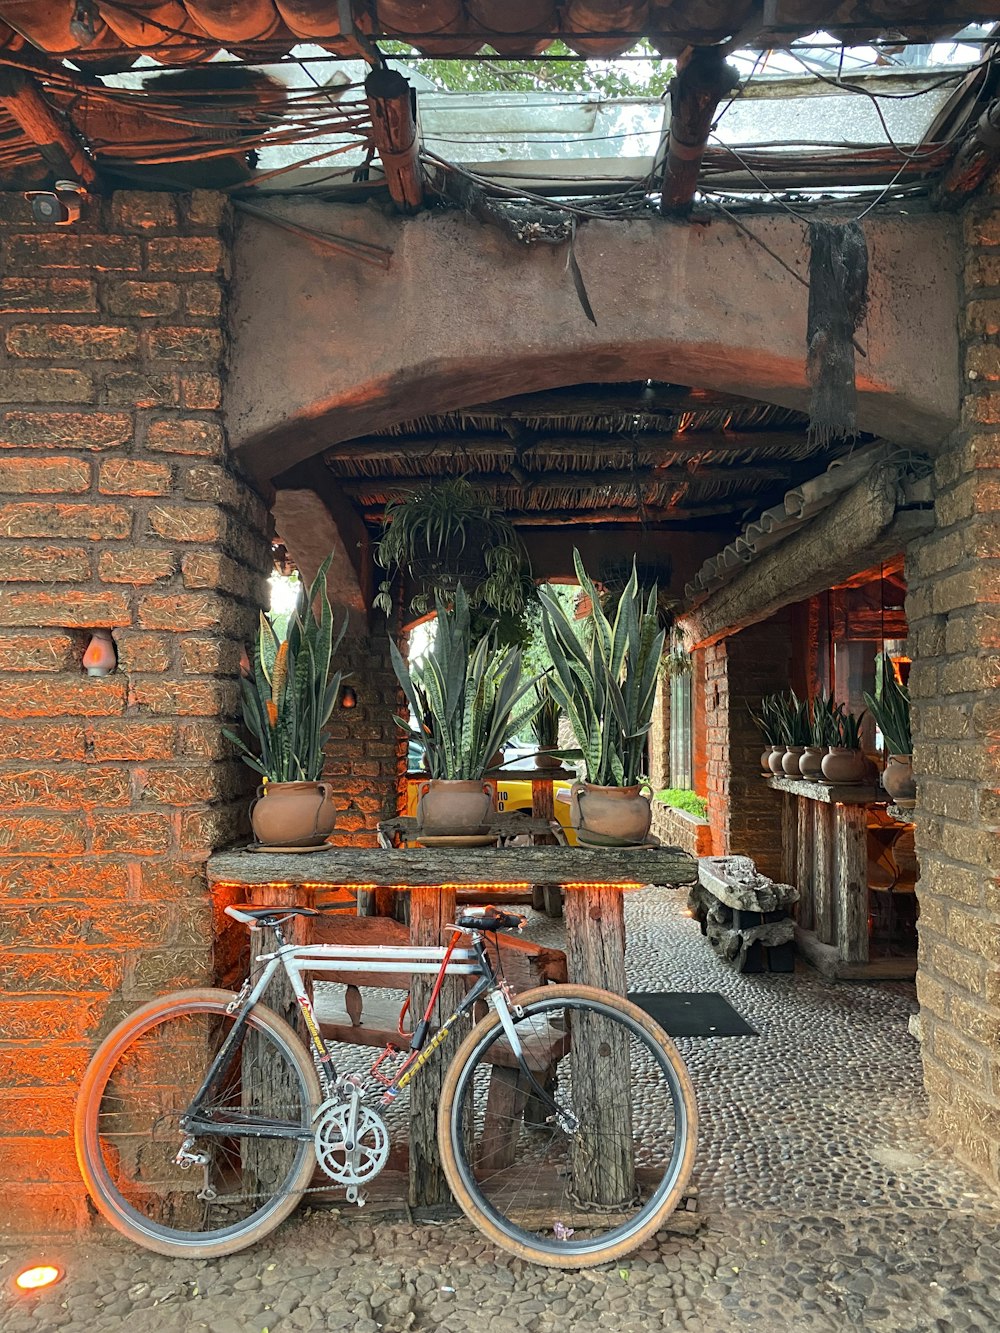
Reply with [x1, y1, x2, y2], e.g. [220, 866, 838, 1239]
[438, 983, 697, 1268]
[75, 988, 321, 1258]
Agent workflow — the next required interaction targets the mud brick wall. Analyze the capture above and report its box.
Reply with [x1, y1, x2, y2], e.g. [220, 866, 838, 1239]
[906, 183, 1000, 1188]
[704, 614, 792, 882]
[0, 191, 270, 1236]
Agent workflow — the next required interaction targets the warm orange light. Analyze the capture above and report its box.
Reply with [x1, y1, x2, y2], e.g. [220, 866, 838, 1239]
[15, 1265, 62, 1292]
[216, 881, 645, 894]
[82, 628, 116, 676]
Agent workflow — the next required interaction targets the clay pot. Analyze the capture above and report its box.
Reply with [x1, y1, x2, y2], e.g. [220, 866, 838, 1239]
[250, 781, 337, 848]
[799, 746, 825, 783]
[781, 745, 805, 777]
[767, 745, 786, 775]
[821, 746, 866, 784]
[569, 781, 653, 846]
[535, 749, 563, 770]
[760, 746, 773, 776]
[416, 778, 494, 836]
[882, 754, 916, 806]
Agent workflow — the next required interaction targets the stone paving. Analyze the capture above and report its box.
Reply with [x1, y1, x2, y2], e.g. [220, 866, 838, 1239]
[3, 885, 1000, 1333]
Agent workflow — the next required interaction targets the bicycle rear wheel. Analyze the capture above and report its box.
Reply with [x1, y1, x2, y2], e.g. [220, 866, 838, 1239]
[75, 988, 320, 1258]
[438, 984, 697, 1268]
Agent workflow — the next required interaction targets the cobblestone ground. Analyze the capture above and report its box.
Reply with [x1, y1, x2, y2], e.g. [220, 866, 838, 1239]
[3, 887, 999, 1333]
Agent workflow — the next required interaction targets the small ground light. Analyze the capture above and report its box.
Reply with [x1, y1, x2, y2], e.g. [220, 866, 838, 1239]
[14, 1265, 63, 1293]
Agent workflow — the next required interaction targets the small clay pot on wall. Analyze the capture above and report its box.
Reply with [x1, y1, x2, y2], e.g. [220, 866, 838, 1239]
[821, 747, 866, 785]
[882, 754, 916, 807]
[250, 781, 337, 849]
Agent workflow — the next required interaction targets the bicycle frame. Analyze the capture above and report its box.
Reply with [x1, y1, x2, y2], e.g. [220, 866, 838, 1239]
[180, 925, 532, 1143]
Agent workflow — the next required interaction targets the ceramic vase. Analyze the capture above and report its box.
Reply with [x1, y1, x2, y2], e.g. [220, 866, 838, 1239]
[781, 745, 805, 777]
[415, 778, 494, 835]
[799, 746, 825, 782]
[250, 781, 337, 848]
[821, 747, 866, 784]
[883, 754, 916, 806]
[569, 782, 653, 846]
[767, 745, 786, 775]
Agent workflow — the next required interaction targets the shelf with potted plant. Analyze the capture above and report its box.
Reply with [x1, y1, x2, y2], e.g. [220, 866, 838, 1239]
[864, 651, 915, 807]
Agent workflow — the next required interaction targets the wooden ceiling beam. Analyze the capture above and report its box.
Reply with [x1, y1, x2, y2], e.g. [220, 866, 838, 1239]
[0, 68, 97, 187]
[365, 66, 423, 213]
[362, 502, 747, 525]
[659, 46, 740, 218]
[338, 463, 792, 498]
[461, 381, 761, 419]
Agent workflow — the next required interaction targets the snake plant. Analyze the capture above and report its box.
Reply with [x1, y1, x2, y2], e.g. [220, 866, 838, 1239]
[390, 584, 542, 781]
[224, 554, 347, 783]
[538, 550, 664, 788]
[530, 678, 561, 748]
[864, 652, 911, 756]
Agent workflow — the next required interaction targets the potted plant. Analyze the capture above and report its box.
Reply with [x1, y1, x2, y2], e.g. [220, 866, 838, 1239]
[373, 478, 534, 643]
[770, 691, 810, 777]
[224, 555, 347, 848]
[538, 551, 663, 846]
[801, 693, 841, 782]
[864, 651, 915, 805]
[822, 704, 867, 784]
[749, 694, 783, 775]
[390, 585, 543, 839]
[530, 678, 562, 769]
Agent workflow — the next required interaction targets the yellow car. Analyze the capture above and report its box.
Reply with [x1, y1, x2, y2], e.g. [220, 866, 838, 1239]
[403, 772, 580, 845]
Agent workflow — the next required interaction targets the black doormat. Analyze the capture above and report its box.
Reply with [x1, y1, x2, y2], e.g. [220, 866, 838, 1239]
[627, 991, 758, 1038]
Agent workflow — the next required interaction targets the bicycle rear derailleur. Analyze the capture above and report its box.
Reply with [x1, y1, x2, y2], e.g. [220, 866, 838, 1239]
[313, 1078, 390, 1204]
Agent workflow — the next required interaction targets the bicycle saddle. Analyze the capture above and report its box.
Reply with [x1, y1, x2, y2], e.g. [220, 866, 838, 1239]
[225, 904, 320, 924]
[454, 906, 526, 933]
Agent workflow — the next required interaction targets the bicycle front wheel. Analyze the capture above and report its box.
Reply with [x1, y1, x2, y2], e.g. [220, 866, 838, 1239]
[75, 988, 321, 1258]
[438, 984, 697, 1268]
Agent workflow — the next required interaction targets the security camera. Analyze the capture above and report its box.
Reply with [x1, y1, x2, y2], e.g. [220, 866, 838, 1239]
[24, 181, 86, 227]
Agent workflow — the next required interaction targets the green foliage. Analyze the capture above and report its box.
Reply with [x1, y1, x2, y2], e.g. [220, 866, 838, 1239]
[539, 550, 664, 788]
[834, 707, 867, 751]
[223, 555, 346, 783]
[530, 677, 561, 748]
[768, 691, 811, 747]
[809, 692, 843, 748]
[749, 694, 783, 746]
[390, 585, 543, 781]
[864, 652, 911, 756]
[373, 479, 533, 636]
[653, 788, 708, 819]
[383, 39, 674, 98]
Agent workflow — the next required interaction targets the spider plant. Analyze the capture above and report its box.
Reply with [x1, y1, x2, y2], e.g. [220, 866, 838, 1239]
[864, 652, 911, 756]
[390, 584, 542, 781]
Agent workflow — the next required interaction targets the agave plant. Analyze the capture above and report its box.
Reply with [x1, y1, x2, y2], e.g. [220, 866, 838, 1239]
[224, 555, 346, 783]
[530, 678, 561, 749]
[864, 652, 911, 756]
[538, 550, 664, 788]
[390, 585, 542, 781]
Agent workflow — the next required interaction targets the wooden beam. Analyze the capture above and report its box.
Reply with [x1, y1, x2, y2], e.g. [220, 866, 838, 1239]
[680, 470, 934, 649]
[659, 46, 740, 218]
[338, 463, 791, 497]
[466, 382, 762, 419]
[0, 68, 97, 187]
[365, 66, 422, 213]
[937, 97, 1000, 207]
[362, 503, 747, 525]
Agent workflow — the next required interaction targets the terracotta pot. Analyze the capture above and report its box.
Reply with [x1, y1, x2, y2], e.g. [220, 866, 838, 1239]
[767, 745, 786, 775]
[883, 754, 916, 805]
[760, 746, 773, 776]
[250, 781, 337, 848]
[416, 778, 494, 835]
[821, 746, 865, 784]
[569, 781, 653, 845]
[535, 749, 563, 770]
[781, 745, 805, 777]
[799, 746, 825, 782]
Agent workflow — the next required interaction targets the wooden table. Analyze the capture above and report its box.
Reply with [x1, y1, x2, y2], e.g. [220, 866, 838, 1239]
[208, 844, 698, 1205]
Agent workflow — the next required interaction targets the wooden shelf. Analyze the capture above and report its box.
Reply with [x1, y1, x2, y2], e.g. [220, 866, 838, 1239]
[767, 775, 884, 805]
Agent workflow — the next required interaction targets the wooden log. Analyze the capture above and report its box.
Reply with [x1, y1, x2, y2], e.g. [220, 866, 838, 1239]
[795, 797, 814, 933]
[0, 67, 97, 186]
[780, 793, 797, 890]
[834, 803, 869, 965]
[937, 96, 1000, 208]
[340, 462, 790, 497]
[659, 46, 740, 217]
[365, 66, 423, 212]
[813, 802, 834, 946]
[530, 774, 562, 919]
[367, 504, 747, 526]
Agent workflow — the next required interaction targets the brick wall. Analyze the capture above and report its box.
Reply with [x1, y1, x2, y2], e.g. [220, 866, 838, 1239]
[906, 183, 1000, 1187]
[0, 191, 270, 1235]
[704, 614, 792, 881]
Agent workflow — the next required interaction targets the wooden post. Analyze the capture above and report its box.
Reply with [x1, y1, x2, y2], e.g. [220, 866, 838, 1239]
[659, 46, 740, 217]
[365, 66, 423, 212]
[813, 803, 834, 945]
[834, 804, 869, 964]
[531, 773, 562, 918]
[0, 68, 97, 187]
[795, 797, 815, 932]
[780, 793, 797, 889]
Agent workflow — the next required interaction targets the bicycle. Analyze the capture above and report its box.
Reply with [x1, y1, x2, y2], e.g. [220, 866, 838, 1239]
[75, 903, 698, 1268]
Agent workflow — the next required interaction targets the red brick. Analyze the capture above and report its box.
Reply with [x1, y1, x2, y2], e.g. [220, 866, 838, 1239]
[966, 302, 1000, 338]
[5, 232, 142, 270]
[0, 856, 128, 900]
[90, 813, 174, 855]
[0, 1182, 91, 1235]
[0, 456, 91, 494]
[111, 629, 172, 673]
[111, 192, 179, 231]
[0, 588, 130, 628]
[0, 677, 127, 718]
[0, 1043, 91, 1084]
[97, 548, 177, 586]
[181, 720, 233, 759]
[0, 543, 91, 582]
[0, 277, 97, 312]
[138, 591, 235, 631]
[180, 804, 244, 851]
[146, 325, 222, 361]
[0, 1136, 80, 1184]
[5, 323, 139, 360]
[0, 997, 93, 1041]
[126, 949, 211, 997]
[0, 501, 131, 540]
[182, 551, 249, 596]
[0, 410, 132, 450]
[184, 281, 223, 317]
[103, 371, 177, 408]
[180, 371, 223, 410]
[138, 762, 233, 805]
[147, 503, 225, 542]
[0, 367, 95, 405]
[0, 765, 130, 810]
[105, 279, 180, 317]
[188, 191, 227, 228]
[145, 236, 223, 272]
[0, 900, 174, 947]
[180, 636, 241, 675]
[97, 457, 173, 496]
[0, 632, 75, 671]
[0, 722, 87, 761]
[146, 417, 224, 457]
[0, 950, 124, 993]
[129, 677, 237, 716]
[0, 815, 86, 854]
[86, 720, 175, 761]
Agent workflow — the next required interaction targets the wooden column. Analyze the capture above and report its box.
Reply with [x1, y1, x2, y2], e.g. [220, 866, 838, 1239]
[795, 798, 815, 932]
[365, 66, 423, 212]
[780, 793, 798, 888]
[248, 881, 317, 1035]
[531, 772, 562, 918]
[812, 803, 834, 945]
[659, 46, 740, 217]
[834, 804, 869, 964]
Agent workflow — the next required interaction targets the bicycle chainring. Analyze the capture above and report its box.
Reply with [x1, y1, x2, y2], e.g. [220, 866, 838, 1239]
[313, 1102, 390, 1185]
